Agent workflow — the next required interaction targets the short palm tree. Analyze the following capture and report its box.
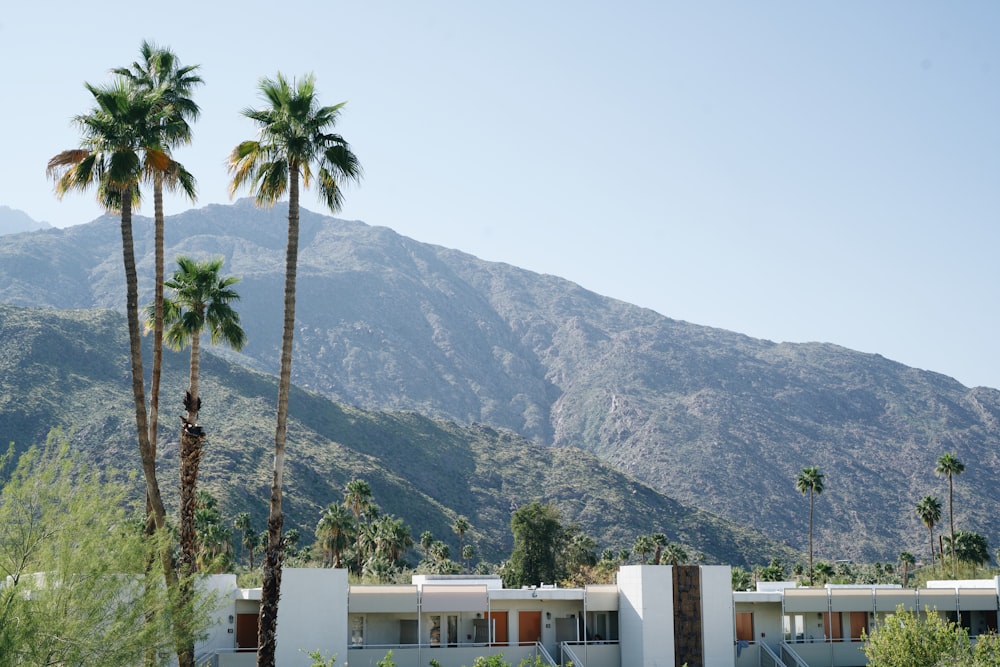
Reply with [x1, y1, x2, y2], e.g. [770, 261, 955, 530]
[916, 495, 943, 565]
[935, 452, 965, 574]
[315, 504, 354, 568]
[795, 466, 825, 585]
[633, 534, 656, 564]
[228, 73, 360, 667]
[157, 255, 245, 585]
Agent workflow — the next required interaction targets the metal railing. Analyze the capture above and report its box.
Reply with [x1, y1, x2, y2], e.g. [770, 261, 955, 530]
[779, 641, 811, 667]
[759, 641, 787, 667]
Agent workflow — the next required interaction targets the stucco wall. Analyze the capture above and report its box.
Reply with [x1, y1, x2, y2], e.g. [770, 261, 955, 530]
[274, 568, 349, 665]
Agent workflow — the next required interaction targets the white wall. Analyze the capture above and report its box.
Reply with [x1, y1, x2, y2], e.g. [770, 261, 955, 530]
[275, 568, 349, 666]
[618, 565, 675, 666]
[700, 566, 735, 667]
[195, 574, 239, 657]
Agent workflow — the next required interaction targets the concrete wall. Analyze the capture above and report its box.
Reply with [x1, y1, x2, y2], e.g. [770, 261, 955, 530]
[618, 565, 675, 666]
[700, 566, 735, 667]
[275, 568, 349, 666]
[195, 574, 239, 657]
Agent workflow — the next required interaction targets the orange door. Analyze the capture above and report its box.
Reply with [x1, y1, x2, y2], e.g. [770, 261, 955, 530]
[849, 612, 868, 640]
[823, 612, 841, 641]
[486, 611, 508, 646]
[236, 613, 259, 650]
[519, 611, 542, 645]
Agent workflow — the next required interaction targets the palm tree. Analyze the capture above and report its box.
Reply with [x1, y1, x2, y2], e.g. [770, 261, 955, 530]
[650, 533, 668, 565]
[420, 531, 434, 560]
[157, 255, 245, 585]
[452, 516, 470, 570]
[633, 534, 656, 564]
[47, 79, 175, 584]
[898, 551, 915, 587]
[935, 452, 965, 574]
[113, 42, 201, 486]
[315, 504, 354, 568]
[662, 542, 689, 567]
[228, 73, 360, 667]
[795, 466, 825, 585]
[343, 479, 374, 571]
[916, 495, 943, 565]
[234, 512, 257, 569]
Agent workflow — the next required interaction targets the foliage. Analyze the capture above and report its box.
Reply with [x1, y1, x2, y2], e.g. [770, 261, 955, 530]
[304, 650, 337, 667]
[376, 649, 396, 667]
[943, 531, 991, 566]
[504, 502, 567, 588]
[862, 605, 971, 666]
[0, 438, 209, 666]
[731, 566, 753, 591]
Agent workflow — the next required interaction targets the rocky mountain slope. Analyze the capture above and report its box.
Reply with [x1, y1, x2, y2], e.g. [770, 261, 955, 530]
[1, 201, 998, 561]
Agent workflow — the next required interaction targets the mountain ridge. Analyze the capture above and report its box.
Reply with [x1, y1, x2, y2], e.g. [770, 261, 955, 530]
[1, 201, 998, 562]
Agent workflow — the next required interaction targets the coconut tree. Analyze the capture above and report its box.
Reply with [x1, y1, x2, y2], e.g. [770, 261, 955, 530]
[113, 42, 201, 483]
[157, 256, 245, 580]
[47, 80, 175, 584]
[228, 72, 360, 667]
[898, 551, 915, 587]
[916, 495, 943, 566]
[935, 452, 965, 574]
[795, 466, 825, 585]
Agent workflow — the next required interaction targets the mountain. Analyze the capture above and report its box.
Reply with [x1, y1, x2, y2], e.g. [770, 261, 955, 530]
[1, 200, 998, 562]
[0, 206, 51, 235]
[0, 303, 793, 566]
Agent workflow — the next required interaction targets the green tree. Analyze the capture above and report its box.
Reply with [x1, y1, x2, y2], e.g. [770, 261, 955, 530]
[343, 479, 374, 571]
[650, 533, 668, 565]
[0, 438, 209, 665]
[795, 466, 825, 584]
[731, 567, 753, 591]
[235, 511, 258, 569]
[916, 495, 943, 565]
[112, 41, 201, 496]
[936, 452, 965, 574]
[157, 257, 245, 588]
[504, 502, 566, 588]
[944, 530, 990, 566]
[633, 534, 656, 564]
[453, 515, 471, 570]
[862, 605, 970, 666]
[898, 551, 915, 588]
[228, 72, 361, 667]
[47, 78, 175, 581]
[316, 503, 355, 568]
[661, 542, 690, 567]
[813, 561, 833, 584]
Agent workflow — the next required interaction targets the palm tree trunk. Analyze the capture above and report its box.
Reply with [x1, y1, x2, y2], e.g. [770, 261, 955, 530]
[949, 476, 956, 576]
[258, 167, 300, 667]
[120, 191, 174, 581]
[177, 326, 204, 667]
[808, 491, 814, 585]
[150, 172, 165, 466]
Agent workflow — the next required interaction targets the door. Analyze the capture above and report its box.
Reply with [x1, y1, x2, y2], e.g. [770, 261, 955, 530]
[236, 613, 259, 651]
[849, 612, 868, 641]
[823, 612, 841, 641]
[486, 611, 508, 646]
[519, 611, 542, 646]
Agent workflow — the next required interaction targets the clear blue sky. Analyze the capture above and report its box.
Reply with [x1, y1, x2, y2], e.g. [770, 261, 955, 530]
[3, 2, 999, 388]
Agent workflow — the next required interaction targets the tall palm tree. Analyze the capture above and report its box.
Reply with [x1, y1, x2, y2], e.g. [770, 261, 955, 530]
[916, 495, 943, 566]
[935, 452, 965, 574]
[157, 256, 245, 577]
[113, 42, 201, 485]
[898, 551, 915, 588]
[315, 504, 354, 568]
[650, 533, 668, 565]
[234, 512, 257, 569]
[452, 516, 470, 570]
[795, 466, 825, 585]
[47, 79, 175, 585]
[228, 72, 360, 667]
[343, 479, 374, 571]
